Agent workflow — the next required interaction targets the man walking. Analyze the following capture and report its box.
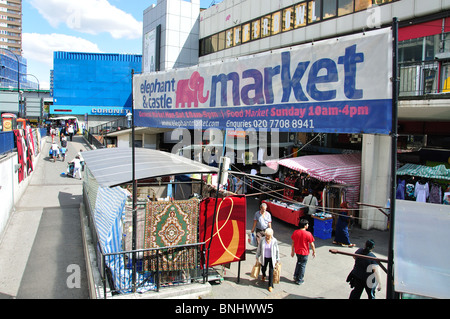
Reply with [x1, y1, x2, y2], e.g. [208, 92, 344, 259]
[291, 219, 316, 285]
[251, 203, 272, 245]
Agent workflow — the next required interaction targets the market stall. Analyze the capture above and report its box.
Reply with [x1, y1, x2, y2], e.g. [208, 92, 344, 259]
[265, 153, 361, 226]
[82, 147, 249, 294]
[262, 199, 307, 226]
[396, 163, 450, 204]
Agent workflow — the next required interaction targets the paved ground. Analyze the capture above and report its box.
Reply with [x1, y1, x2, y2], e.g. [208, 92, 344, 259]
[0, 135, 90, 299]
[203, 196, 390, 300]
[0, 134, 390, 300]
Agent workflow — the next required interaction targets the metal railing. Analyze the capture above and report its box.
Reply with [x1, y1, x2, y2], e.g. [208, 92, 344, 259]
[102, 243, 207, 297]
[88, 117, 130, 136]
[82, 186, 207, 298]
[399, 60, 444, 97]
[83, 130, 105, 149]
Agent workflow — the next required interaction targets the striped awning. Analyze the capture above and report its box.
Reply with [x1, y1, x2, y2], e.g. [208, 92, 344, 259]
[265, 153, 361, 204]
[397, 163, 450, 180]
[265, 153, 361, 185]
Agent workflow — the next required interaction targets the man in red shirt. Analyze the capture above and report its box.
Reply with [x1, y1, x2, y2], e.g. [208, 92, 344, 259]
[291, 219, 316, 285]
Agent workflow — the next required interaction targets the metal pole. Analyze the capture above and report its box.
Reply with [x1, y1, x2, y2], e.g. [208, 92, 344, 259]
[206, 130, 227, 281]
[131, 69, 137, 292]
[1, 48, 20, 116]
[387, 17, 399, 300]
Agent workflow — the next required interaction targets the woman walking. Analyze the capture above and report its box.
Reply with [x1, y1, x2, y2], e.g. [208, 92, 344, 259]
[256, 228, 280, 292]
[333, 201, 355, 247]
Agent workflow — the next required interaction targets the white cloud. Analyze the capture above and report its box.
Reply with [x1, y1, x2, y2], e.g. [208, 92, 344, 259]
[30, 0, 142, 39]
[23, 33, 102, 66]
[22, 33, 103, 89]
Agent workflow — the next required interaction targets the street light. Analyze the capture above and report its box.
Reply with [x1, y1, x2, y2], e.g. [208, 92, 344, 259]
[24, 73, 40, 96]
[1, 48, 21, 116]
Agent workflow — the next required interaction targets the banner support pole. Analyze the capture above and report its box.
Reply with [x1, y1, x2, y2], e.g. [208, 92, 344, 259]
[387, 17, 399, 300]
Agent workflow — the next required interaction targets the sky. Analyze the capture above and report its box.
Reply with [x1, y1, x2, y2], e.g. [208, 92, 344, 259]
[22, 0, 222, 90]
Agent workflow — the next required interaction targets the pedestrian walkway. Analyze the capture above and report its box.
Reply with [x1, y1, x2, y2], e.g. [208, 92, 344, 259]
[0, 134, 391, 299]
[0, 135, 90, 299]
[202, 197, 390, 299]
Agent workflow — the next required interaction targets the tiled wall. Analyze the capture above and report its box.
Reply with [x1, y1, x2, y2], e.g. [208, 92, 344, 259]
[143, 0, 200, 71]
[199, 0, 448, 64]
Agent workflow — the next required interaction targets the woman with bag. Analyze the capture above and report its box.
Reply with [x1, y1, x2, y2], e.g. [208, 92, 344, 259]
[256, 228, 280, 292]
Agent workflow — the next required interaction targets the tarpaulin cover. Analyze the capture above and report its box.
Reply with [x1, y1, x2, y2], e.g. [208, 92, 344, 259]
[265, 153, 361, 204]
[81, 147, 218, 187]
[94, 186, 155, 293]
[397, 163, 450, 180]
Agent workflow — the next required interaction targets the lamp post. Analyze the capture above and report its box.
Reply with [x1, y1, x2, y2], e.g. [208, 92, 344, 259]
[25, 73, 41, 123]
[1, 48, 21, 116]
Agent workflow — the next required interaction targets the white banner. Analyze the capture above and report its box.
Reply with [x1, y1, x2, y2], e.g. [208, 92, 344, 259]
[134, 27, 392, 134]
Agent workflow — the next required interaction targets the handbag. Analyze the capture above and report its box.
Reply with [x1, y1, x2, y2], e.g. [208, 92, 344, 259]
[250, 261, 261, 279]
[248, 232, 257, 247]
[273, 262, 282, 284]
[304, 195, 313, 215]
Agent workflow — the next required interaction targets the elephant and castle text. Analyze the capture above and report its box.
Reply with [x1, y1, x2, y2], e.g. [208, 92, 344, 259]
[134, 28, 392, 134]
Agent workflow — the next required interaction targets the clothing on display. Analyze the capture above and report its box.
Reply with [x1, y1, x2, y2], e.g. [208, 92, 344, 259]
[414, 181, 429, 202]
[397, 175, 449, 205]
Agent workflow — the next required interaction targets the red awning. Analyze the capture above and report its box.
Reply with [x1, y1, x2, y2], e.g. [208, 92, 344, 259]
[399, 18, 450, 42]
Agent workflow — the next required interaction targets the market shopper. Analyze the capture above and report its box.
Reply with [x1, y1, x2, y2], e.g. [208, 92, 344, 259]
[70, 155, 83, 180]
[302, 190, 319, 233]
[291, 219, 316, 285]
[50, 141, 59, 162]
[68, 124, 74, 141]
[333, 202, 355, 247]
[347, 239, 382, 299]
[251, 203, 272, 245]
[256, 228, 280, 292]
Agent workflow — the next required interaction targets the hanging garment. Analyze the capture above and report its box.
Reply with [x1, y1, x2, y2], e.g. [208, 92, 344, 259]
[396, 179, 406, 200]
[405, 183, 415, 200]
[429, 183, 442, 204]
[414, 182, 429, 203]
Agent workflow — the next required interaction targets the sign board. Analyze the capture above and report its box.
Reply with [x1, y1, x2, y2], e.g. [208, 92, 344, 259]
[394, 200, 450, 298]
[134, 28, 392, 134]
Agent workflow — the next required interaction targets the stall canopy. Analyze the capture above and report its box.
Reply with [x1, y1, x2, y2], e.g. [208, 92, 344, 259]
[81, 147, 219, 187]
[265, 153, 361, 204]
[397, 163, 450, 180]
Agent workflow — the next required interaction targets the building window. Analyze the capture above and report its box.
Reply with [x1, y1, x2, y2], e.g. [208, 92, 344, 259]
[355, 0, 372, 11]
[283, 7, 294, 32]
[441, 62, 450, 93]
[211, 34, 219, 52]
[198, 0, 398, 57]
[399, 38, 423, 62]
[242, 22, 251, 43]
[308, 0, 321, 24]
[251, 18, 261, 40]
[234, 26, 241, 46]
[323, 0, 337, 20]
[218, 31, 226, 51]
[272, 11, 282, 35]
[261, 14, 272, 38]
[338, 0, 354, 16]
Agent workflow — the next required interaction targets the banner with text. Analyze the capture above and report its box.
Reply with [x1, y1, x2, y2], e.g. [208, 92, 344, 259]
[133, 28, 392, 134]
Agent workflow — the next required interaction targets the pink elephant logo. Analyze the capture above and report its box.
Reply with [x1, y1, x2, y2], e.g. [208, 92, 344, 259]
[175, 71, 209, 108]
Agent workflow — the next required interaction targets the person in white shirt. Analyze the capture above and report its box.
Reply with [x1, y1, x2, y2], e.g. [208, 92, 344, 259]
[51, 142, 59, 162]
[68, 124, 74, 141]
[302, 191, 319, 233]
[70, 155, 82, 179]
